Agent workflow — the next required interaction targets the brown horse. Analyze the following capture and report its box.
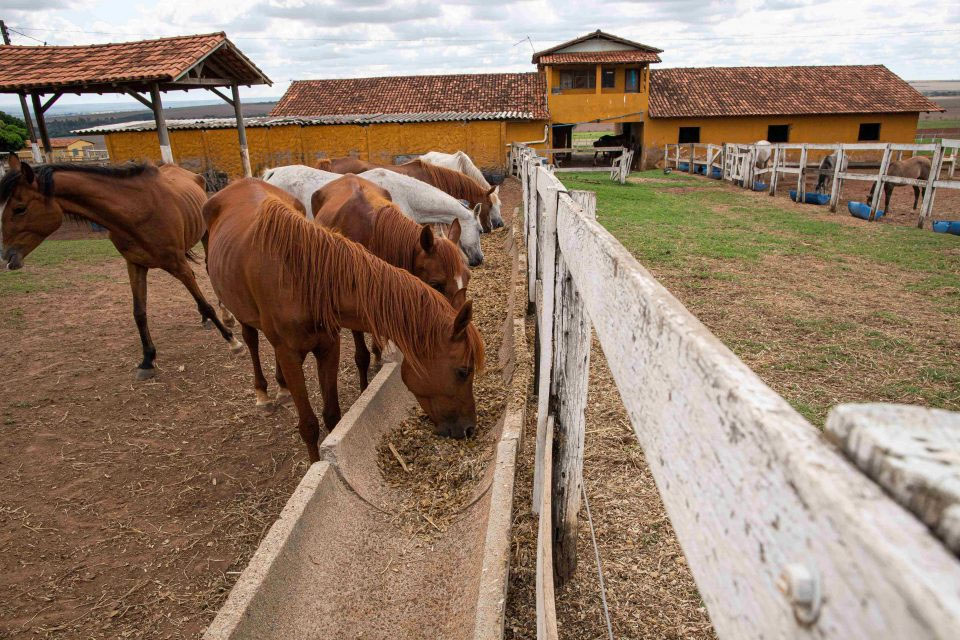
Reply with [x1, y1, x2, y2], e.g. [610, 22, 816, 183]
[317, 156, 499, 232]
[867, 155, 932, 218]
[311, 174, 470, 389]
[0, 155, 241, 379]
[203, 178, 484, 462]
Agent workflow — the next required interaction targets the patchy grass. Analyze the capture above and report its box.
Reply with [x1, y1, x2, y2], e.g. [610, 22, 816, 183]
[572, 130, 607, 144]
[0, 238, 117, 296]
[560, 170, 960, 426]
[916, 119, 960, 129]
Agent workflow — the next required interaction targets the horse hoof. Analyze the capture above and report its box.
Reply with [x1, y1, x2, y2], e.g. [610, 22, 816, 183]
[275, 388, 293, 406]
[135, 367, 156, 381]
[256, 399, 276, 413]
[229, 338, 245, 355]
[202, 319, 214, 330]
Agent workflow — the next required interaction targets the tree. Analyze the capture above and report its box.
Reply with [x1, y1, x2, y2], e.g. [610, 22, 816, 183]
[0, 110, 28, 153]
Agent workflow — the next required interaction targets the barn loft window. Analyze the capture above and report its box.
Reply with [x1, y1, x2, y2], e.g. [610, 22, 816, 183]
[678, 127, 700, 143]
[560, 68, 595, 90]
[601, 68, 616, 89]
[767, 124, 790, 143]
[858, 123, 881, 141]
[625, 68, 640, 93]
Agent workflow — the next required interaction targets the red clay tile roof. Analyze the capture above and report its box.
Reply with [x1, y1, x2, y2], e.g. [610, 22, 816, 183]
[537, 51, 661, 65]
[532, 30, 662, 64]
[47, 137, 93, 147]
[649, 65, 942, 118]
[0, 33, 270, 92]
[271, 72, 549, 120]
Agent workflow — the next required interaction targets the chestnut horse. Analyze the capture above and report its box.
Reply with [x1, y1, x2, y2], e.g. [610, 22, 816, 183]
[203, 178, 484, 462]
[317, 157, 498, 232]
[0, 156, 241, 379]
[867, 155, 932, 218]
[311, 174, 470, 389]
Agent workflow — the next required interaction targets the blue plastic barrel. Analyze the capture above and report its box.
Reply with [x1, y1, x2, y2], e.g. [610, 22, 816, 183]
[932, 221, 960, 235]
[678, 161, 690, 171]
[789, 190, 830, 205]
[711, 166, 723, 179]
[752, 181, 767, 191]
[848, 201, 884, 220]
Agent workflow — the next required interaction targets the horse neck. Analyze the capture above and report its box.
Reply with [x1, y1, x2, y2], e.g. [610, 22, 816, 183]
[51, 170, 150, 229]
[367, 204, 420, 272]
[456, 156, 490, 188]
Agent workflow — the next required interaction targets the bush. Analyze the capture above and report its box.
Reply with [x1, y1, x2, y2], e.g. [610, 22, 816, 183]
[0, 110, 28, 153]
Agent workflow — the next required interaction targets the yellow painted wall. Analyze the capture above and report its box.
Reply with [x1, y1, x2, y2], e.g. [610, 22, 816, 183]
[545, 64, 649, 124]
[101, 119, 549, 177]
[644, 112, 920, 148]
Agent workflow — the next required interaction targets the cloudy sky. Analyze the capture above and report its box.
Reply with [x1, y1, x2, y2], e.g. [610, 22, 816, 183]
[1, 0, 957, 110]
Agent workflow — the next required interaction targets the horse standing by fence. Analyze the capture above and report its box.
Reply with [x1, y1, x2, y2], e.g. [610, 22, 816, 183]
[311, 174, 470, 390]
[816, 151, 849, 193]
[0, 156, 241, 379]
[867, 155, 932, 216]
[203, 178, 484, 462]
[317, 157, 499, 232]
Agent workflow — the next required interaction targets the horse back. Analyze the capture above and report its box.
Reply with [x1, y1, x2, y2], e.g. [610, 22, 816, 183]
[311, 174, 390, 245]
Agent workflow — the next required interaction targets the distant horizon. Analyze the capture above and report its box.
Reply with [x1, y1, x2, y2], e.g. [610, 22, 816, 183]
[0, 95, 283, 118]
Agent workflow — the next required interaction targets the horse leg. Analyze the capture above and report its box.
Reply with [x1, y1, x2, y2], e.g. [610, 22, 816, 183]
[275, 354, 292, 406]
[884, 185, 894, 217]
[169, 262, 243, 354]
[912, 185, 921, 210]
[241, 324, 272, 411]
[313, 340, 342, 433]
[352, 330, 371, 391]
[199, 232, 236, 330]
[126, 261, 157, 380]
[275, 346, 321, 463]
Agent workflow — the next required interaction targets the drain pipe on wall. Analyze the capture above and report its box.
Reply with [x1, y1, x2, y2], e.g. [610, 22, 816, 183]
[506, 124, 549, 147]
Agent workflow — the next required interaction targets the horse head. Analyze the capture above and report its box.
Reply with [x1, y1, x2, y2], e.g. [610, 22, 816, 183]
[1, 155, 64, 270]
[400, 297, 482, 439]
[412, 221, 470, 302]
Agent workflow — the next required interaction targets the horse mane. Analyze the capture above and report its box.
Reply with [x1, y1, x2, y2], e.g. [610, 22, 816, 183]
[411, 160, 488, 204]
[367, 202, 465, 277]
[316, 158, 332, 171]
[250, 196, 483, 374]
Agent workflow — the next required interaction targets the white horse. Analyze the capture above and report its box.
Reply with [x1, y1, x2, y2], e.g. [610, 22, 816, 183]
[262, 165, 485, 266]
[754, 140, 772, 169]
[419, 151, 504, 229]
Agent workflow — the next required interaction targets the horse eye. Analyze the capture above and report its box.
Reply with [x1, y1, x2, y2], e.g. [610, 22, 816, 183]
[430, 281, 444, 292]
[13, 205, 27, 216]
[455, 366, 470, 381]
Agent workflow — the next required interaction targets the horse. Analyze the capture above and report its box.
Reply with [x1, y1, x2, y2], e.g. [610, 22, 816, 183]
[317, 157, 499, 232]
[593, 134, 628, 166]
[0, 155, 241, 380]
[203, 178, 484, 462]
[262, 165, 485, 266]
[815, 152, 849, 194]
[419, 151, 504, 229]
[311, 173, 470, 390]
[754, 140, 772, 169]
[867, 155, 932, 217]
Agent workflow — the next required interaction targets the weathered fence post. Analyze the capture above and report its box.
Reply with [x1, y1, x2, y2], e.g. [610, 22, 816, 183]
[550, 190, 595, 586]
[535, 415, 559, 640]
[768, 146, 780, 195]
[795, 144, 808, 201]
[869, 144, 892, 221]
[918, 143, 944, 229]
[532, 176, 560, 514]
[829, 145, 844, 213]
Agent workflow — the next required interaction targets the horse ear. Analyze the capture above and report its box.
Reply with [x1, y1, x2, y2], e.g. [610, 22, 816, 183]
[473, 203, 482, 218]
[448, 218, 462, 244]
[452, 299, 473, 340]
[310, 189, 326, 215]
[8, 153, 21, 171]
[451, 287, 467, 310]
[419, 224, 435, 253]
[485, 185, 495, 197]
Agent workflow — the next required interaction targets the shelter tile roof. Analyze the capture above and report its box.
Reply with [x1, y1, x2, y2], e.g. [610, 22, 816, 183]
[649, 65, 942, 118]
[536, 51, 661, 65]
[270, 73, 549, 120]
[531, 30, 662, 65]
[0, 32, 270, 92]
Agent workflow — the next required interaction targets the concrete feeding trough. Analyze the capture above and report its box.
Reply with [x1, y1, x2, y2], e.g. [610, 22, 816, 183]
[848, 201, 885, 220]
[790, 190, 830, 205]
[932, 221, 960, 235]
[204, 228, 530, 640]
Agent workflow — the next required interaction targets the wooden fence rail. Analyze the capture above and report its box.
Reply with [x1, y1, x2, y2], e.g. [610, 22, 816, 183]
[518, 143, 960, 639]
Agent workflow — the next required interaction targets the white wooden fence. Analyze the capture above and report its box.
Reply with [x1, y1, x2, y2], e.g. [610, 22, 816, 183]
[666, 141, 960, 228]
[516, 143, 960, 639]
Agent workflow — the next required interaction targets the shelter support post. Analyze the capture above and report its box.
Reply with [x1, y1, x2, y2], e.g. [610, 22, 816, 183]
[18, 94, 43, 163]
[150, 84, 174, 164]
[29, 93, 52, 162]
[231, 83, 252, 177]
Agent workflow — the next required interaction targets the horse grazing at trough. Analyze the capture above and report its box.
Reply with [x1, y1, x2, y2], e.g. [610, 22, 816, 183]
[816, 152, 849, 194]
[754, 140, 772, 169]
[0, 155, 241, 380]
[311, 174, 470, 389]
[867, 155, 932, 217]
[203, 178, 484, 462]
[419, 151, 504, 229]
[263, 165, 485, 266]
[317, 157, 499, 232]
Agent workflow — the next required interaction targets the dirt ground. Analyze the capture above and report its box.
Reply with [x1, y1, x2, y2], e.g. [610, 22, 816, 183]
[498, 179, 714, 639]
[0, 238, 363, 638]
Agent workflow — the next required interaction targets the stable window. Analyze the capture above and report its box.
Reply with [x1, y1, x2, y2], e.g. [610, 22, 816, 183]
[767, 124, 790, 143]
[858, 123, 881, 141]
[625, 68, 640, 93]
[678, 127, 700, 143]
[601, 68, 616, 89]
[559, 68, 595, 90]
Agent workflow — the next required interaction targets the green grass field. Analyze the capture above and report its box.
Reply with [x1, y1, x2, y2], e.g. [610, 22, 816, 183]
[0, 238, 117, 296]
[559, 170, 960, 425]
[916, 119, 960, 130]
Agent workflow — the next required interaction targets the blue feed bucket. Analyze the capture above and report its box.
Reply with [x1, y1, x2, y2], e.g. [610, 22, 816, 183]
[711, 166, 723, 179]
[752, 181, 767, 191]
[789, 190, 830, 205]
[932, 221, 960, 235]
[678, 161, 690, 171]
[848, 201, 884, 220]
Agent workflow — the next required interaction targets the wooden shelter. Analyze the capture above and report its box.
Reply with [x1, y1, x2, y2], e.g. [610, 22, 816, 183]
[0, 31, 270, 176]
